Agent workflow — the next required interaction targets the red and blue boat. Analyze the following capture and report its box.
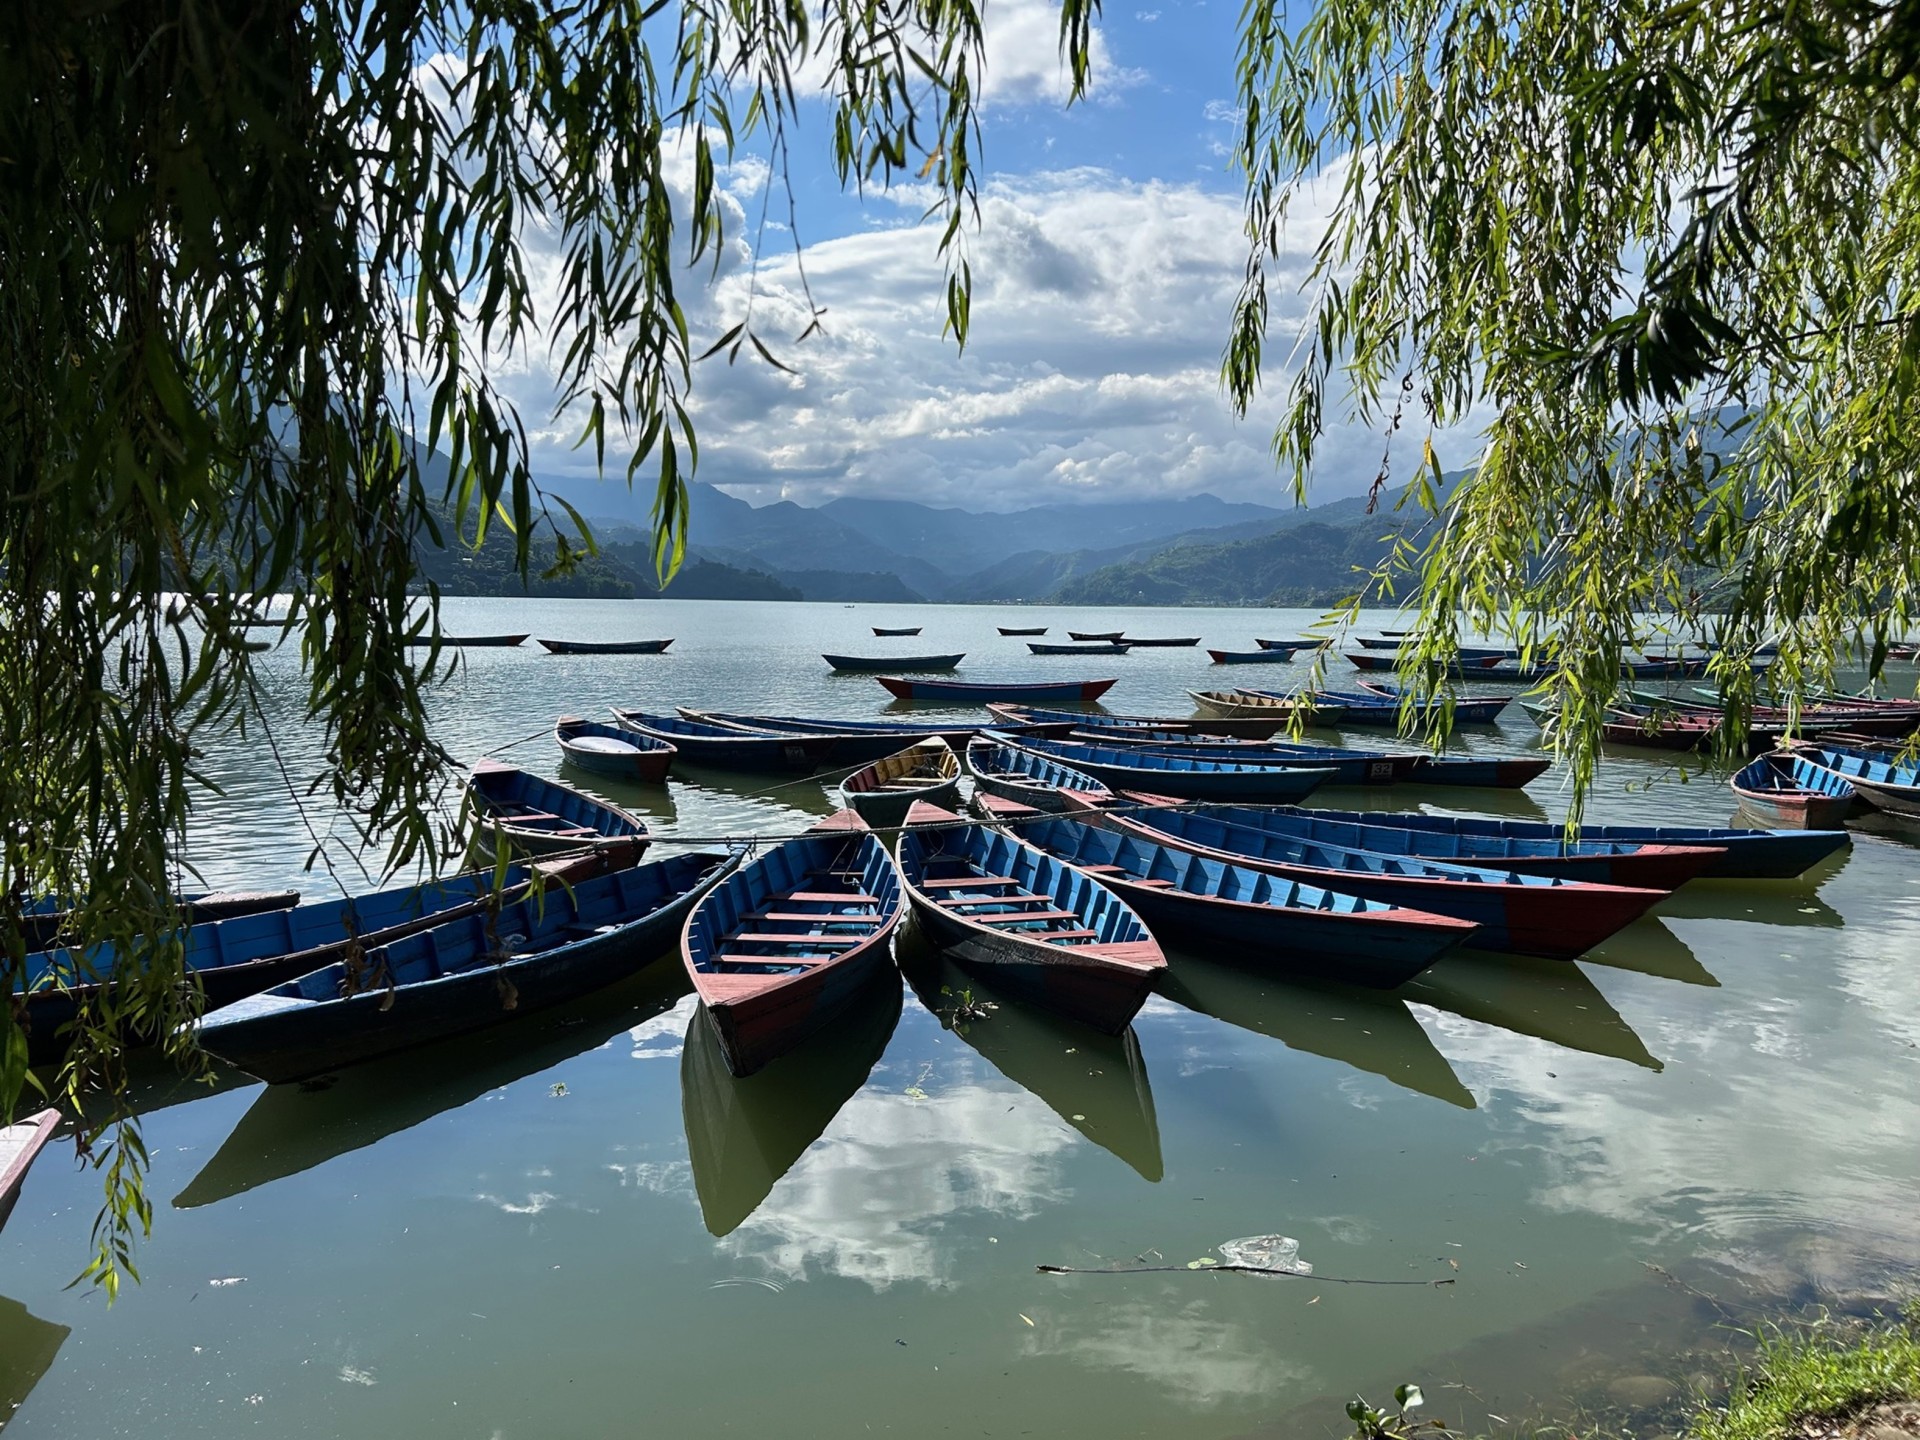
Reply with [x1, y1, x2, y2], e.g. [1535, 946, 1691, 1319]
[965, 734, 1115, 812]
[554, 715, 676, 783]
[897, 802, 1165, 1033]
[1730, 751, 1858, 828]
[875, 675, 1118, 703]
[1101, 806, 1666, 958]
[613, 708, 842, 772]
[981, 800, 1476, 987]
[683, 811, 905, 1076]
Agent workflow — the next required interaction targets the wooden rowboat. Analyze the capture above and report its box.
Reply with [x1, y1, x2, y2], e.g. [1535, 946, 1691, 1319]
[1275, 806, 1846, 881]
[1352, 680, 1512, 723]
[1103, 806, 1667, 959]
[195, 850, 741, 1084]
[824, 652, 964, 673]
[981, 802, 1475, 988]
[1730, 752, 1858, 829]
[678, 708, 1076, 748]
[1188, 805, 1725, 891]
[613, 709, 841, 772]
[840, 738, 962, 831]
[19, 888, 300, 951]
[897, 802, 1165, 1033]
[1, 1109, 61, 1235]
[876, 676, 1118, 704]
[872, 626, 922, 636]
[1029, 642, 1131, 655]
[965, 734, 1115, 812]
[1790, 743, 1920, 818]
[13, 857, 617, 1068]
[1186, 689, 1347, 724]
[1119, 637, 1201, 647]
[535, 637, 673, 655]
[1001, 734, 1339, 804]
[1068, 630, 1124, 642]
[1209, 648, 1299, 664]
[997, 626, 1048, 636]
[683, 811, 905, 1077]
[466, 761, 649, 856]
[404, 633, 529, 648]
[554, 715, 676, 783]
[988, 701, 1289, 741]
[1255, 637, 1325, 651]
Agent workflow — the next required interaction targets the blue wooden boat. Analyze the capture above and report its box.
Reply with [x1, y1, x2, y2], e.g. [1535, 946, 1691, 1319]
[898, 802, 1166, 1032]
[840, 738, 962, 831]
[1030, 642, 1132, 655]
[466, 761, 649, 856]
[1255, 637, 1325, 651]
[1209, 647, 1300, 664]
[13, 859, 591, 1068]
[403, 633, 528, 648]
[612, 709, 842, 772]
[677, 708, 1076, 747]
[1065, 726, 1548, 790]
[1174, 805, 1726, 890]
[1063, 728, 1423, 784]
[1354, 680, 1513, 724]
[535, 637, 673, 655]
[876, 676, 1118, 703]
[965, 734, 1115, 811]
[1119, 636, 1201, 647]
[872, 626, 922, 636]
[997, 734, 1338, 803]
[195, 850, 742, 1084]
[1730, 752, 1857, 828]
[684, 811, 905, 1077]
[1068, 631, 1125, 642]
[1790, 744, 1920, 818]
[982, 803, 1476, 987]
[1347, 649, 1509, 677]
[997, 626, 1048, 636]
[986, 701, 1289, 741]
[1279, 806, 1847, 880]
[554, 715, 676, 783]
[1101, 806, 1667, 959]
[824, 652, 964, 672]
[19, 887, 299, 951]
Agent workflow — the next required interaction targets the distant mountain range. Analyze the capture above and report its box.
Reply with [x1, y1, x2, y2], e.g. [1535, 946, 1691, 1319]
[563, 480, 1441, 607]
[408, 444, 1451, 606]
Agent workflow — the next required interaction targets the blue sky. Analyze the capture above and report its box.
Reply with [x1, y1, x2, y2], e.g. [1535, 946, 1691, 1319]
[487, 3, 1408, 522]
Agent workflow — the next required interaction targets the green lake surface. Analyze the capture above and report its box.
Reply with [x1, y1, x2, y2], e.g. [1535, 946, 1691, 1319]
[4, 599, 1918, 1439]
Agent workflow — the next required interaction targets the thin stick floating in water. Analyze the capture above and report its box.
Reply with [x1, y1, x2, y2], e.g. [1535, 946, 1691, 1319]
[1035, 1263, 1454, 1287]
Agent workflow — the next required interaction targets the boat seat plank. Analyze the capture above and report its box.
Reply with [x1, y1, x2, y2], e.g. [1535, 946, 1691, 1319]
[1043, 929, 1102, 941]
[786, 891, 878, 903]
[1076, 864, 1127, 874]
[750, 911, 881, 924]
[714, 954, 839, 968]
[919, 876, 1020, 888]
[977, 910, 1079, 925]
[729, 933, 864, 946]
[941, 893, 1049, 909]
[1127, 877, 1174, 888]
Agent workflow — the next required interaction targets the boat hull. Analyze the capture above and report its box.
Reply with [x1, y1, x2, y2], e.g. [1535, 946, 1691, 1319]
[555, 716, 675, 783]
[1103, 811, 1664, 959]
[877, 677, 1118, 703]
[907, 896, 1160, 1033]
[196, 854, 739, 1084]
[824, 652, 964, 672]
[536, 637, 673, 655]
[0, 1109, 61, 1235]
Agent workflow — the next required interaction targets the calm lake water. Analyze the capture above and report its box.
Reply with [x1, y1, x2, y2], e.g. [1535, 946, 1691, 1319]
[5, 598, 1919, 1439]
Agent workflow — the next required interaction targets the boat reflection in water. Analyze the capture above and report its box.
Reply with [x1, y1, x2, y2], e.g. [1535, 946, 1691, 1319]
[1654, 881, 1844, 929]
[1156, 950, 1476, 1110]
[1583, 915, 1721, 987]
[1404, 950, 1662, 1071]
[0, 1294, 68, 1429]
[895, 928, 1164, 1182]
[681, 971, 902, 1237]
[174, 962, 692, 1209]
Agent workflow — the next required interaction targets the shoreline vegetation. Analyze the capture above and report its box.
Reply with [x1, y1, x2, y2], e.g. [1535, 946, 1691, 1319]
[1347, 1311, 1920, 1440]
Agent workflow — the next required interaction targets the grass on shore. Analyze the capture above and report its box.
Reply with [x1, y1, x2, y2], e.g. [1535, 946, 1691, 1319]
[1689, 1317, 1920, 1440]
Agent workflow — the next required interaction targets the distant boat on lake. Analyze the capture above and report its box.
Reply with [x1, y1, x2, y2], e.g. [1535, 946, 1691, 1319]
[536, 637, 673, 655]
